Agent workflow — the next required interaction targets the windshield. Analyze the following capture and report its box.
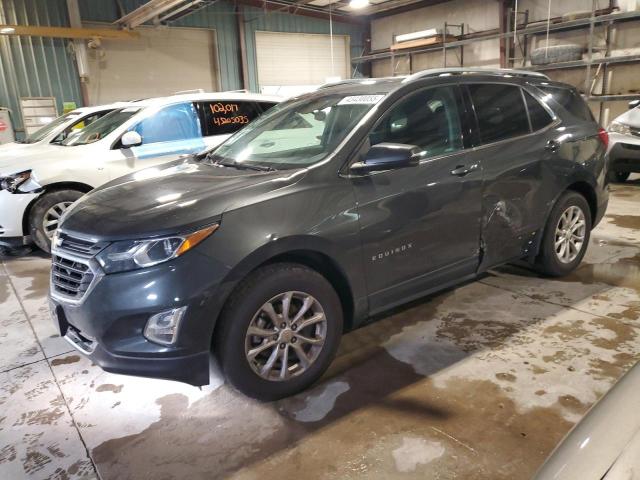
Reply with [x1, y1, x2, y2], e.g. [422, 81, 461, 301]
[61, 107, 141, 146]
[20, 112, 78, 144]
[210, 93, 385, 170]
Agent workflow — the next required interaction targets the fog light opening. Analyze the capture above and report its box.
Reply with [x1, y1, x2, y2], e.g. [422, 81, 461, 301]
[144, 306, 187, 345]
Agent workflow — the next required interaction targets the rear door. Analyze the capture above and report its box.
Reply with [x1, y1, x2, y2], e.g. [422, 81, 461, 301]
[460, 82, 556, 270]
[351, 85, 483, 312]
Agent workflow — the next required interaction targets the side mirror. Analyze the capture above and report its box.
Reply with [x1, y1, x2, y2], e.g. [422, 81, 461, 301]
[121, 131, 143, 148]
[628, 100, 640, 110]
[351, 143, 422, 173]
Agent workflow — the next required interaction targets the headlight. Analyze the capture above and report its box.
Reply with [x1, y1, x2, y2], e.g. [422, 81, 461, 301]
[96, 224, 218, 274]
[609, 122, 631, 135]
[0, 170, 32, 193]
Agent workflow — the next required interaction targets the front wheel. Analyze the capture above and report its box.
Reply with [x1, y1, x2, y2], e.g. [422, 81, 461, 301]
[215, 263, 343, 401]
[535, 191, 592, 277]
[29, 190, 84, 253]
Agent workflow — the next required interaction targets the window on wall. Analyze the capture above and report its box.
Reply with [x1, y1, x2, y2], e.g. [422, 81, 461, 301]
[468, 84, 530, 144]
[369, 86, 464, 158]
[134, 103, 201, 144]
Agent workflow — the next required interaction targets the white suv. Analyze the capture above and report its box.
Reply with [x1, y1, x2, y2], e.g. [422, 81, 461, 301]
[0, 92, 281, 252]
[0, 103, 125, 154]
[608, 100, 640, 182]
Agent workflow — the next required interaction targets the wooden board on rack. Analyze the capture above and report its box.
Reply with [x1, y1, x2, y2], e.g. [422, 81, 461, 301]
[391, 34, 458, 51]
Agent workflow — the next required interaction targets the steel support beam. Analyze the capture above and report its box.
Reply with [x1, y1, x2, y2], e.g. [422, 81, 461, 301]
[0, 24, 139, 40]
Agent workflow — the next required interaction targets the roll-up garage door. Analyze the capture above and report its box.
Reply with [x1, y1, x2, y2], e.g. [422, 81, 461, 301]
[255, 31, 350, 91]
[87, 26, 218, 104]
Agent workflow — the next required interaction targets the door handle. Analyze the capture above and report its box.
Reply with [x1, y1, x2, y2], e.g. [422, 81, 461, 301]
[450, 163, 478, 177]
[545, 140, 559, 151]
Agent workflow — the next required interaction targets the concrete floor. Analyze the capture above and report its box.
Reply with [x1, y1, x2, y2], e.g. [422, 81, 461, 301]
[1, 178, 639, 480]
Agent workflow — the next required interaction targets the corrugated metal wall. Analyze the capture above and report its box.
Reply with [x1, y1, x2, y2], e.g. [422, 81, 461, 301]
[0, 0, 83, 137]
[0, 0, 365, 135]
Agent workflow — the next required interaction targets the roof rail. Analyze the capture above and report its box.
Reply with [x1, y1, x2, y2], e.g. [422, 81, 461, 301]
[403, 67, 549, 83]
[317, 77, 402, 90]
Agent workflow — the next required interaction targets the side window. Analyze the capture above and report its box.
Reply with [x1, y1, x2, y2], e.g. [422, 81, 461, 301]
[468, 84, 530, 144]
[369, 86, 464, 157]
[133, 102, 201, 145]
[523, 90, 554, 131]
[197, 101, 264, 136]
[537, 85, 594, 122]
[53, 112, 108, 143]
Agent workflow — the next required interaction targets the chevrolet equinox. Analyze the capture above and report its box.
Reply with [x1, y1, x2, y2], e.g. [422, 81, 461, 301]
[49, 68, 609, 400]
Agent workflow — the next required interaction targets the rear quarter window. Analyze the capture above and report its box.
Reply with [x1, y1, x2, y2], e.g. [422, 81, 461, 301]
[523, 90, 554, 131]
[537, 85, 594, 122]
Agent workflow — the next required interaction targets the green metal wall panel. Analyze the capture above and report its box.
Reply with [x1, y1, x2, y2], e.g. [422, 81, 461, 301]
[0, 0, 83, 137]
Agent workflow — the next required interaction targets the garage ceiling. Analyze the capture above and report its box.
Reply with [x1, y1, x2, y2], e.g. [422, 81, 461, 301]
[115, 0, 453, 26]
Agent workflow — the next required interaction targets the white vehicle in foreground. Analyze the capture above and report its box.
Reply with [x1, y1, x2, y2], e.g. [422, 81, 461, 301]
[0, 92, 281, 252]
[0, 104, 124, 154]
[607, 99, 640, 182]
[534, 361, 640, 480]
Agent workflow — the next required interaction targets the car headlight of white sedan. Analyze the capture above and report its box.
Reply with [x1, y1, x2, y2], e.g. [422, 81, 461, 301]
[608, 121, 631, 135]
[0, 170, 43, 193]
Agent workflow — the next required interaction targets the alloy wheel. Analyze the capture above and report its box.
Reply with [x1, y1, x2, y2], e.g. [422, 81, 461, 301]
[42, 201, 74, 239]
[554, 205, 586, 264]
[244, 291, 327, 381]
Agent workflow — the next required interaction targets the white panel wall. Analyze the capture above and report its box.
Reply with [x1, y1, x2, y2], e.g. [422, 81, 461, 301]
[255, 31, 350, 88]
[87, 26, 218, 104]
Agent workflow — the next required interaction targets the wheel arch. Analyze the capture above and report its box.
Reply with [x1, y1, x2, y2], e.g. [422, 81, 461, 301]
[22, 181, 94, 235]
[211, 238, 358, 348]
[565, 180, 598, 225]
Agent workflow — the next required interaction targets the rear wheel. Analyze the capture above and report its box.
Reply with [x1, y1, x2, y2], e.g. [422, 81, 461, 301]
[215, 263, 343, 401]
[535, 191, 591, 277]
[29, 190, 84, 253]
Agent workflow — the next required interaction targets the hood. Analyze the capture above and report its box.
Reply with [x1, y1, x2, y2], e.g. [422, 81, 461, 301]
[613, 107, 640, 128]
[0, 142, 32, 153]
[0, 144, 73, 175]
[61, 159, 306, 240]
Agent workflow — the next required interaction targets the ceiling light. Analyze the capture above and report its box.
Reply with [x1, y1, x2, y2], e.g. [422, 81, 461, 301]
[349, 0, 370, 9]
[0, 27, 16, 34]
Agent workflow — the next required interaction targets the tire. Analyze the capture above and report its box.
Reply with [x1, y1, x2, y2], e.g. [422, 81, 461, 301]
[29, 190, 84, 253]
[612, 171, 630, 183]
[535, 191, 592, 277]
[530, 44, 583, 65]
[215, 262, 343, 401]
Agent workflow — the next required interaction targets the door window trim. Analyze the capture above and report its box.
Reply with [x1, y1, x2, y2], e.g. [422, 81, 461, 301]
[461, 81, 560, 151]
[342, 83, 470, 176]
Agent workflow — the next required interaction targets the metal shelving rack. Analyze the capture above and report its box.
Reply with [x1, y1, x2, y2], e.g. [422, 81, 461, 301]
[354, 7, 640, 111]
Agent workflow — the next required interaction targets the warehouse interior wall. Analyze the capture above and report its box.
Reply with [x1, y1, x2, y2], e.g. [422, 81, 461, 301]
[0, 0, 83, 137]
[370, 0, 640, 125]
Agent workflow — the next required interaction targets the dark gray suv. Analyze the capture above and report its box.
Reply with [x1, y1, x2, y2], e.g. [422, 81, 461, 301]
[49, 68, 609, 400]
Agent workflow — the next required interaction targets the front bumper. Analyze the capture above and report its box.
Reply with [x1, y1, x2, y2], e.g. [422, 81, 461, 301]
[0, 189, 39, 241]
[49, 243, 232, 386]
[608, 132, 640, 173]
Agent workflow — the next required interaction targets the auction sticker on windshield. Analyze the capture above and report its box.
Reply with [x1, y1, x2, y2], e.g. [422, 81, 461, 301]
[337, 95, 385, 105]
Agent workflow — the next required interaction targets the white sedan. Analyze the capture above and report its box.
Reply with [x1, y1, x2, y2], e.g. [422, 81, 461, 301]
[0, 92, 281, 252]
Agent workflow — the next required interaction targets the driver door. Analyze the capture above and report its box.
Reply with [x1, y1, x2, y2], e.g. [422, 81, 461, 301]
[351, 85, 483, 312]
[108, 102, 206, 179]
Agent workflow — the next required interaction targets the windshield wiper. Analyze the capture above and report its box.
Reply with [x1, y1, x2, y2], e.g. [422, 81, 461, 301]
[214, 159, 275, 172]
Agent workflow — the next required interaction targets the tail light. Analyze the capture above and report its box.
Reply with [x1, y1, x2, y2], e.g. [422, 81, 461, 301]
[598, 127, 609, 148]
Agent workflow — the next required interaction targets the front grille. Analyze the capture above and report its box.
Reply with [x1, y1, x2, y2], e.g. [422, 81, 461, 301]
[56, 231, 108, 259]
[51, 255, 94, 299]
[51, 232, 106, 302]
